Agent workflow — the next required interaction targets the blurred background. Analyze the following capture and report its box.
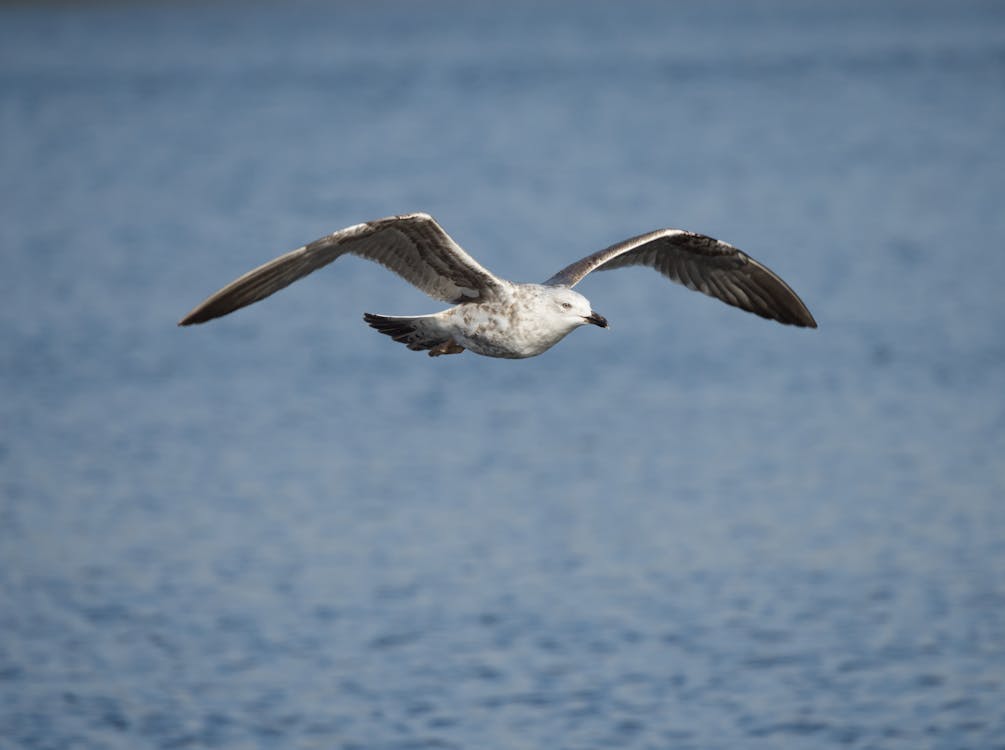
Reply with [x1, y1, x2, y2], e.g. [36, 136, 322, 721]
[1, 1, 1003, 748]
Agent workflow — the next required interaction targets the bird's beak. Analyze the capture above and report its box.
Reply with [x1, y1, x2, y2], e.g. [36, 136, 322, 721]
[584, 311, 608, 328]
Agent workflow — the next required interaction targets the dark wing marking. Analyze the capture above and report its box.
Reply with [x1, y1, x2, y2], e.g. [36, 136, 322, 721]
[543, 229, 816, 328]
[179, 213, 503, 325]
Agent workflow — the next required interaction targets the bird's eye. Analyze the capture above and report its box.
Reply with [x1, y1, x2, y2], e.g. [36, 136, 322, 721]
[561, 302, 572, 310]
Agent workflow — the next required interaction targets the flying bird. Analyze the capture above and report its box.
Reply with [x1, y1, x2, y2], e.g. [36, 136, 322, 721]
[179, 212, 816, 358]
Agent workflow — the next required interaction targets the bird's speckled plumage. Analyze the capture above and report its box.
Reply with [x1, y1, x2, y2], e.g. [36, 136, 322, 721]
[180, 212, 816, 358]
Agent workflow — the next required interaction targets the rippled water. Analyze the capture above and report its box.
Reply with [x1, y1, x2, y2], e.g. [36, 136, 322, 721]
[2, 1, 1004, 748]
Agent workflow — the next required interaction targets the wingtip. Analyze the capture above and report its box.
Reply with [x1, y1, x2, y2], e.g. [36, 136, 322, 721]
[786, 312, 817, 329]
[769, 305, 816, 328]
[178, 309, 208, 326]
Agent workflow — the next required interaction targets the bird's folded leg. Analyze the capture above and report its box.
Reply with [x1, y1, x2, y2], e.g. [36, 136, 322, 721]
[428, 338, 465, 357]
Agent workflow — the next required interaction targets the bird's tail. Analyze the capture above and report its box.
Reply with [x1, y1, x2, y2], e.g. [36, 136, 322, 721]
[362, 313, 456, 353]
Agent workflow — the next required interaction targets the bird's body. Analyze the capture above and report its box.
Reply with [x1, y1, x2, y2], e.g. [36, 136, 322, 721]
[364, 283, 603, 359]
[180, 212, 816, 358]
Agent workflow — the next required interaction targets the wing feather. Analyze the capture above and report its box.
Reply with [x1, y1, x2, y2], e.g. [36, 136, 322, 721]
[179, 213, 502, 326]
[543, 228, 816, 328]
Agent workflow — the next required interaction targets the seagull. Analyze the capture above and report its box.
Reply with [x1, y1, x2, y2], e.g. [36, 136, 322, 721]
[179, 212, 816, 358]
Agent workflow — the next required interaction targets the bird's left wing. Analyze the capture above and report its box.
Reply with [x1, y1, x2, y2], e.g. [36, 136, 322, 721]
[179, 213, 503, 325]
[543, 228, 816, 328]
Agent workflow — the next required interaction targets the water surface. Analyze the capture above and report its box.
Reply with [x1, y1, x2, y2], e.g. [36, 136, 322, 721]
[1, 2, 1004, 748]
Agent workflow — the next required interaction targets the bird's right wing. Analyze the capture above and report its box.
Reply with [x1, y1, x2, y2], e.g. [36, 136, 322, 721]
[179, 213, 504, 325]
[544, 228, 816, 328]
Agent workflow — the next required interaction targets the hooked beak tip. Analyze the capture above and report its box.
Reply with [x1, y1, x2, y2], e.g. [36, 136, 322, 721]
[585, 311, 608, 328]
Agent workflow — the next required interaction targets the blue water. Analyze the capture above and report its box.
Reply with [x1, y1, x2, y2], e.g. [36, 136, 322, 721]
[2, 1, 1004, 748]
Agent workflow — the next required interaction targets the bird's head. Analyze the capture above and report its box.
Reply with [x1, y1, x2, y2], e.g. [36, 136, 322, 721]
[545, 286, 608, 331]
